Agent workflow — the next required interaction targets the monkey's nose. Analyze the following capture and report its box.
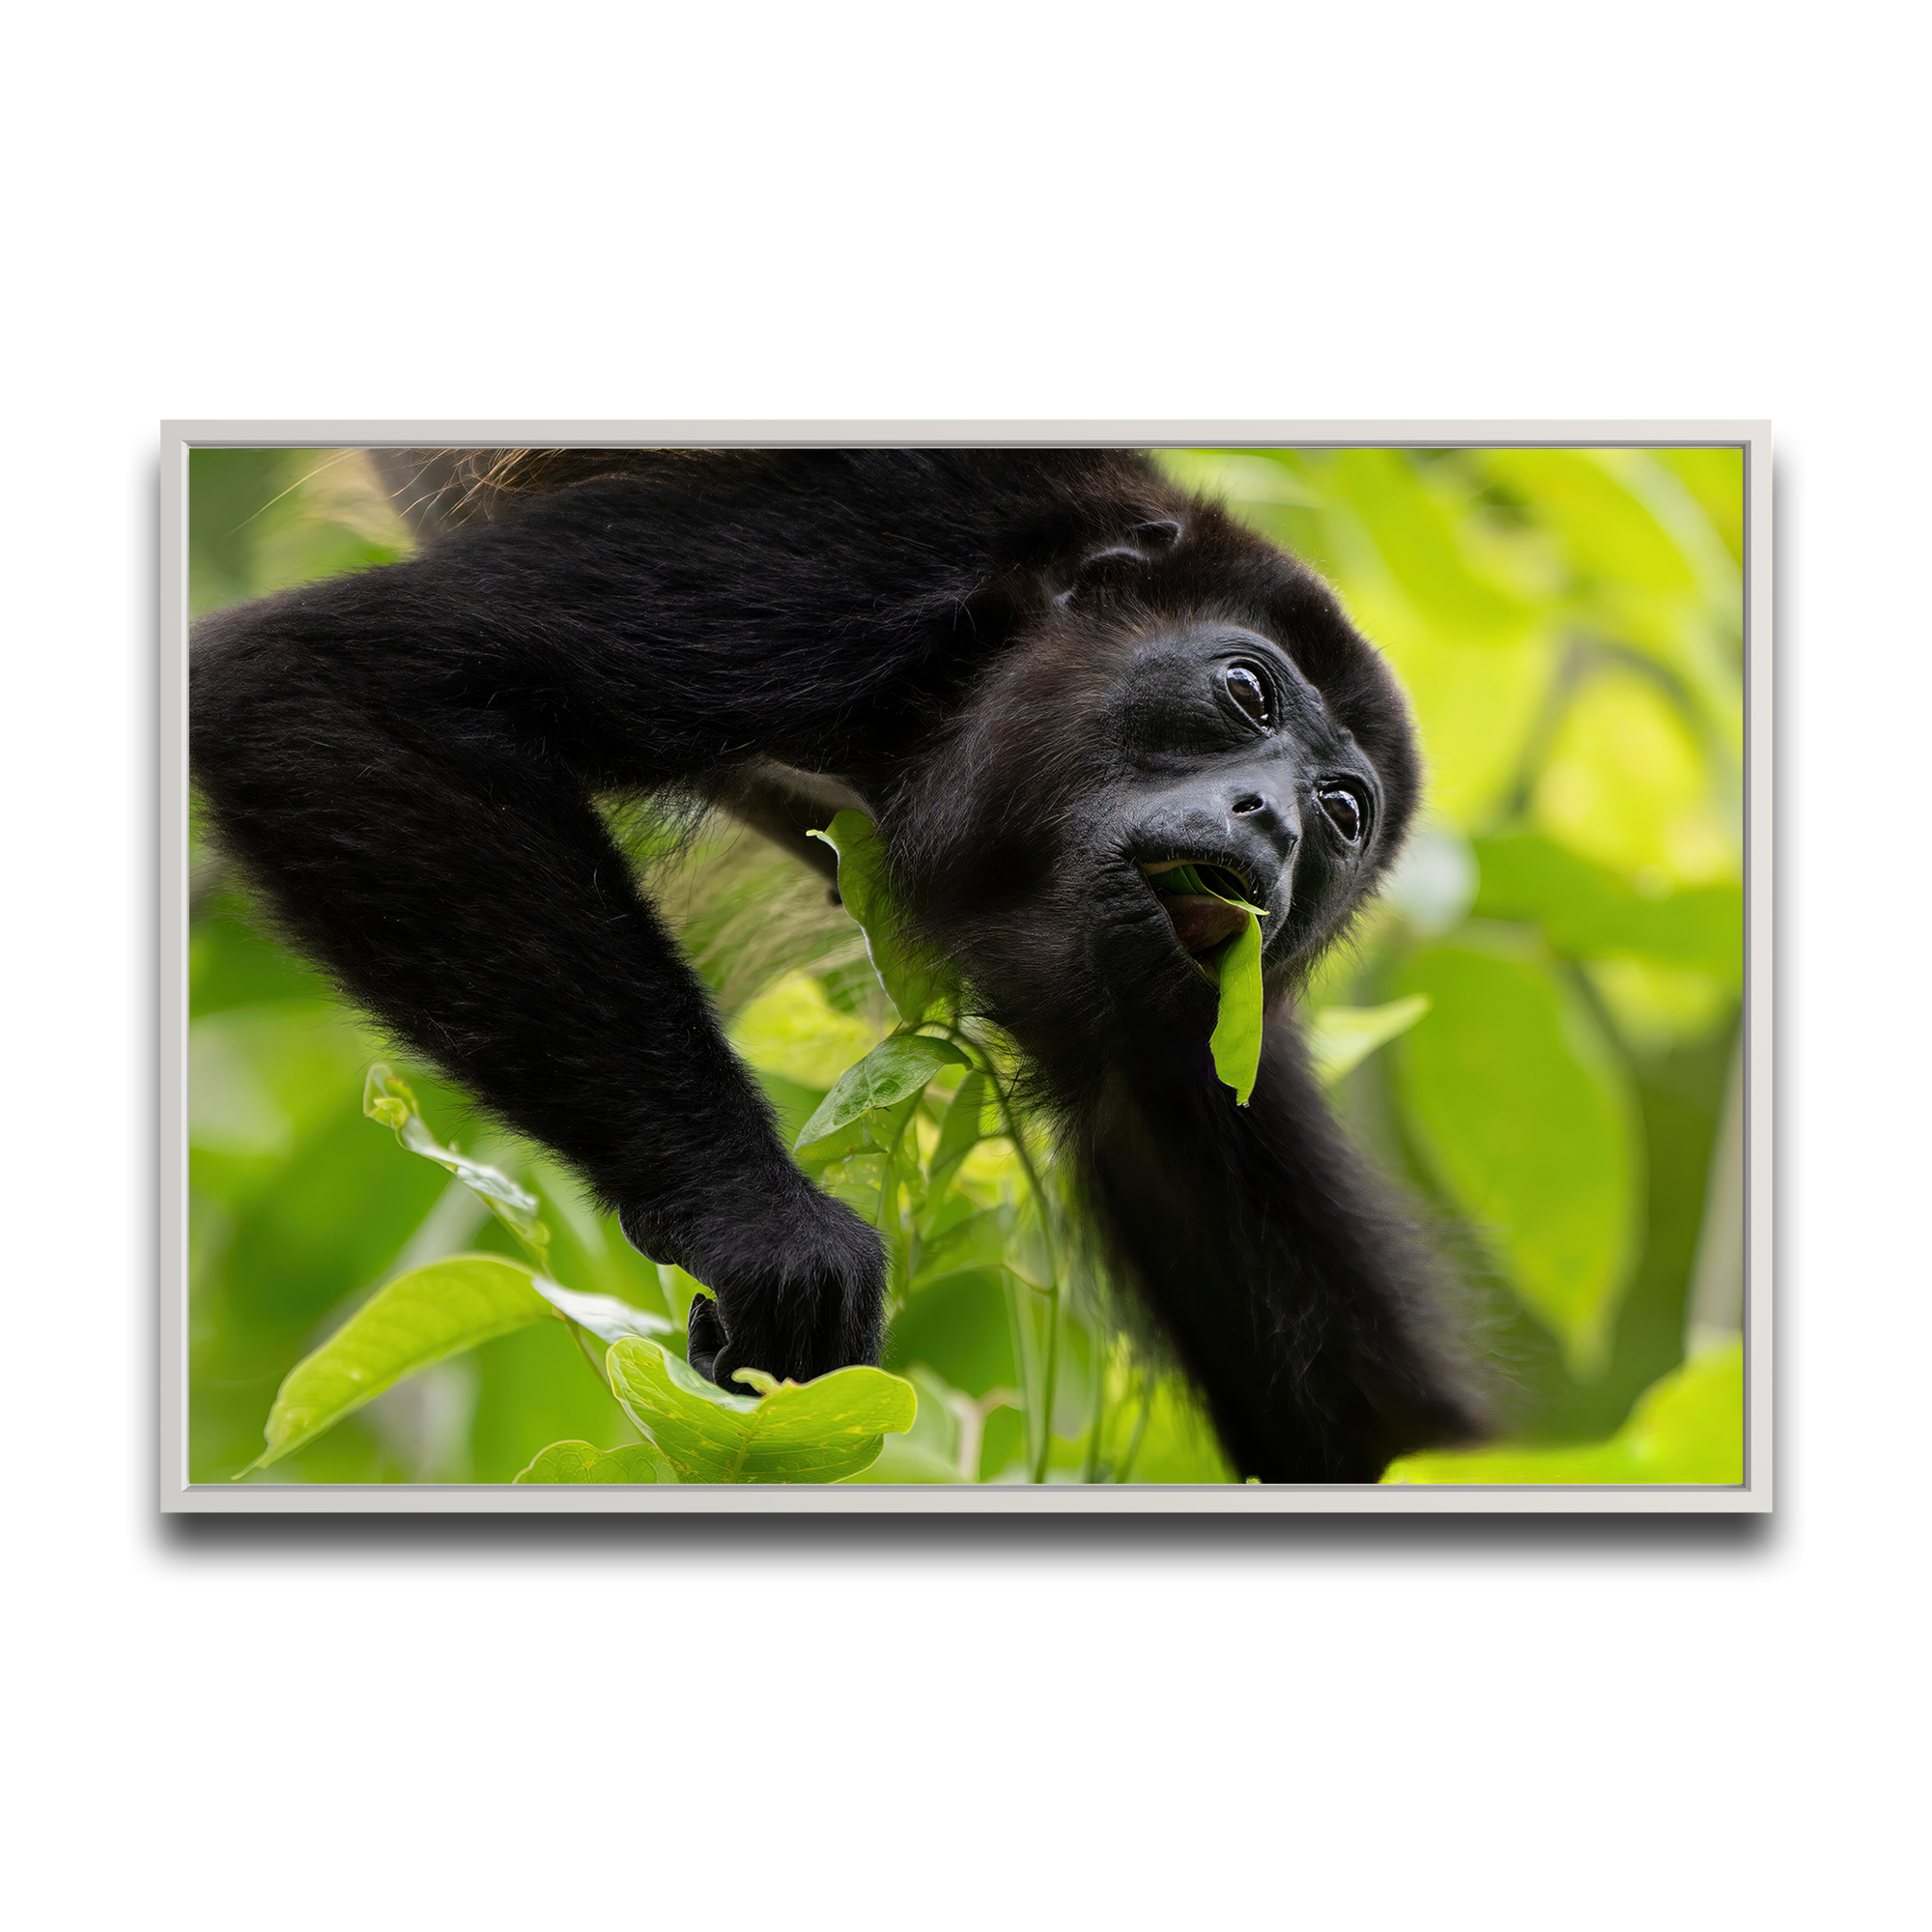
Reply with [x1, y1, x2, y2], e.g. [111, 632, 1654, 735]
[1226, 786, 1299, 870]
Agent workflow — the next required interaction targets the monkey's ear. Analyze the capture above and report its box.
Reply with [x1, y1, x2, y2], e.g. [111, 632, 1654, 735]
[1135, 518, 1183, 550]
[1054, 544, 1152, 608]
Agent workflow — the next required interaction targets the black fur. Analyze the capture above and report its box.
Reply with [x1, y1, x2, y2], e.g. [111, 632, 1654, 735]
[190, 448, 1491, 1479]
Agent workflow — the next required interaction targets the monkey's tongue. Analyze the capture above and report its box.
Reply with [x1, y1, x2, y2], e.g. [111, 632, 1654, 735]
[1158, 892, 1248, 957]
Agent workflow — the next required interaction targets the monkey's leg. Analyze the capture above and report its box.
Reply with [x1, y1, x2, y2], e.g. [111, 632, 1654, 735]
[1083, 1031, 1490, 1482]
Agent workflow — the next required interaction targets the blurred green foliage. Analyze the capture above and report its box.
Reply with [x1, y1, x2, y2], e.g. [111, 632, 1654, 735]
[186, 444, 1745, 1486]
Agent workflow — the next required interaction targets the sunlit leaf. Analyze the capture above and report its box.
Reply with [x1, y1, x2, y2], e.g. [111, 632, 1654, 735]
[1652, 447, 1745, 564]
[1584, 959, 1735, 1051]
[608, 1337, 918, 1483]
[927, 1069, 992, 1194]
[1004, 1195, 1055, 1293]
[793, 1034, 971, 1150]
[1392, 934, 1638, 1377]
[189, 1003, 375, 1168]
[1209, 914, 1265, 1104]
[512, 1438, 674, 1484]
[242, 1255, 551, 1474]
[788, 1112, 876, 1173]
[1383, 1340, 1742, 1484]
[914, 1207, 1014, 1285]
[1478, 448, 1742, 739]
[528, 1276, 675, 1344]
[1473, 831, 1743, 984]
[1153, 863, 1268, 1105]
[1484, 449, 1701, 596]
[810, 810, 959, 1023]
[842, 1435, 968, 1482]
[1532, 668, 1738, 889]
[362, 1064, 550, 1258]
[1157, 449, 1323, 507]
[729, 970, 882, 1090]
[1306, 995, 1431, 1088]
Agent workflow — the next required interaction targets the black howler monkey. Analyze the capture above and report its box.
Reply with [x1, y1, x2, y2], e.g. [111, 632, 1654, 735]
[190, 447, 1490, 1482]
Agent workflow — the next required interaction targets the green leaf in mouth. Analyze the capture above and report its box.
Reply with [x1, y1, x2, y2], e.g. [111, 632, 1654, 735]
[1149, 864, 1268, 1105]
[1208, 916, 1265, 1105]
[1151, 862, 1264, 916]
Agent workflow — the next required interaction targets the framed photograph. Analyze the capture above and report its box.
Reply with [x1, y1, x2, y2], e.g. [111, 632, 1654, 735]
[159, 423, 1768, 1513]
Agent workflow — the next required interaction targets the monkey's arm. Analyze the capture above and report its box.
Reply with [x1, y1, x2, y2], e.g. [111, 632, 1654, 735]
[188, 527, 888, 1388]
[1081, 1024, 1491, 1482]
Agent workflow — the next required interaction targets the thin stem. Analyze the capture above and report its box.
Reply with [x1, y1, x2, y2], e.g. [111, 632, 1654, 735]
[1081, 1325, 1106, 1483]
[1002, 1271, 1037, 1474]
[940, 1026, 1047, 1192]
[1031, 1283, 1061, 1486]
[943, 1019, 1064, 1482]
[565, 1315, 612, 1392]
[1114, 1379, 1154, 1483]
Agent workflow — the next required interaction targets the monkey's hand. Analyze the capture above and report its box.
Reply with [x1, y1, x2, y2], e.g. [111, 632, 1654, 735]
[621, 1174, 888, 1392]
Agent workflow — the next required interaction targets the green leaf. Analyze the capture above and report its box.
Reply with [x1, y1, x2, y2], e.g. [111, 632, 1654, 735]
[363, 1064, 550, 1260]
[1003, 1194, 1055, 1293]
[928, 1069, 992, 1193]
[513, 1439, 675, 1484]
[1154, 862, 1266, 918]
[914, 1206, 1014, 1285]
[728, 969, 883, 1090]
[1151, 862, 1275, 1105]
[789, 1112, 876, 1172]
[242, 1255, 552, 1474]
[841, 1435, 968, 1483]
[1384, 1341, 1742, 1485]
[1151, 864, 1269, 1106]
[1392, 933, 1639, 1377]
[608, 1337, 918, 1483]
[1306, 995, 1432, 1088]
[1472, 831, 1742, 985]
[793, 1033, 971, 1151]
[809, 810, 959, 1023]
[528, 1276, 675, 1344]
[1209, 913, 1265, 1105]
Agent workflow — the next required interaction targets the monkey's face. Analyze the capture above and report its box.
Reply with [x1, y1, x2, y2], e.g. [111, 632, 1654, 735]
[1065, 622, 1393, 1018]
[895, 615, 1413, 1067]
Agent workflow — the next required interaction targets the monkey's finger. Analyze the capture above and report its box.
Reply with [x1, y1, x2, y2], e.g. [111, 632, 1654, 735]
[686, 1294, 727, 1380]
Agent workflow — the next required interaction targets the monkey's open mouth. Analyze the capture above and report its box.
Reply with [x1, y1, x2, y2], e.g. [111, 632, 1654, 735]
[1141, 860, 1256, 964]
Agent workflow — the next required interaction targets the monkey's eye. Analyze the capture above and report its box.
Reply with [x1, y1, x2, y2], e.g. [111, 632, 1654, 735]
[1223, 663, 1272, 728]
[1318, 784, 1364, 842]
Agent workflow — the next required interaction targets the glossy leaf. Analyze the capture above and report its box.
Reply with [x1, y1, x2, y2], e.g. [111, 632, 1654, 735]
[1208, 914, 1264, 1104]
[1531, 668, 1738, 889]
[1474, 832, 1742, 983]
[729, 970, 881, 1090]
[1154, 863, 1269, 1107]
[513, 1438, 675, 1484]
[528, 1276, 675, 1344]
[1306, 995, 1431, 1089]
[928, 1069, 993, 1193]
[242, 1255, 551, 1474]
[809, 810, 958, 1023]
[363, 1064, 550, 1259]
[1392, 935, 1638, 1377]
[914, 1207, 1014, 1285]
[793, 1033, 971, 1150]
[1384, 1341, 1743, 1485]
[843, 1435, 969, 1483]
[608, 1336, 918, 1483]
